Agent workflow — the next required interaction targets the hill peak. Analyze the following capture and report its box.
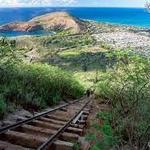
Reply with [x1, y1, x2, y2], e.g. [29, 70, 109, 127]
[0, 12, 87, 34]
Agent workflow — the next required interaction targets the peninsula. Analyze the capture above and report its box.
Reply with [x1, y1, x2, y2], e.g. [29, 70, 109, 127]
[0, 12, 87, 34]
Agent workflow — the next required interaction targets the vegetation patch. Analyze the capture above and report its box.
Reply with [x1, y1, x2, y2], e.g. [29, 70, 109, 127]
[95, 50, 150, 149]
[86, 112, 118, 150]
[0, 62, 84, 114]
[0, 38, 84, 118]
[58, 50, 81, 58]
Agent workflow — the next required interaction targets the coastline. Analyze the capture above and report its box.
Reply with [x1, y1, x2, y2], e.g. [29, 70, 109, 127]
[1, 20, 150, 38]
[1, 15, 150, 58]
[0, 7, 150, 28]
[84, 19, 149, 30]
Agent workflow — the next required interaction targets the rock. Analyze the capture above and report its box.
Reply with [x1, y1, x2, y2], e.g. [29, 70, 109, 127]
[78, 137, 90, 150]
[25, 48, 40, 62]
[0, 109, 33, 127]
[1, 121, 15, 127]
[16, 116, 27, 122]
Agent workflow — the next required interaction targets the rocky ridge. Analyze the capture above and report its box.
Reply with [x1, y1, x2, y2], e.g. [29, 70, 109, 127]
[0, 12, 87, 34]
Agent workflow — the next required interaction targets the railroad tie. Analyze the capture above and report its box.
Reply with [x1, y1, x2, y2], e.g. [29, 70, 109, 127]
[0, 98, 91, 150]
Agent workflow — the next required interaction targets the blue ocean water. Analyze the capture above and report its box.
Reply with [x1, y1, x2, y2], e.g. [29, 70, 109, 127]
[0, 7, 150, 36]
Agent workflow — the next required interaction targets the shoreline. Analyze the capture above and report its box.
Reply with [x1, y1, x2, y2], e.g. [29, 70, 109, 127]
[85, 19, 150, 30]
[1, 17, 150, 58]
[1, 20, 150, 38]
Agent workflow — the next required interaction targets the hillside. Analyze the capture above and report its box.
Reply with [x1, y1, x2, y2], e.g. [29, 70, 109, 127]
[0, 12, 87, 34]
[0, 17, 149, 150]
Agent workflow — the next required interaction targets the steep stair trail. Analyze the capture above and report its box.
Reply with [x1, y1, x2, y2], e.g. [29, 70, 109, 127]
[0, 97, 91, 150]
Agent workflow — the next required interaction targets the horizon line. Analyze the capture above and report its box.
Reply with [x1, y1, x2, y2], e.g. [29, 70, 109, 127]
[0, 6, 145, 8]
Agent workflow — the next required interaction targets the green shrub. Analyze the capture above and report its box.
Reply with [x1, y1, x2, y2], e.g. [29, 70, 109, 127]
[0, 62, 84, 113]
[73, 142, 80, 150]
[0, 38, 84, 117]
[95, 51, 150, 148]
[96, 112, 112, 124]
[86, 112, 118, 150]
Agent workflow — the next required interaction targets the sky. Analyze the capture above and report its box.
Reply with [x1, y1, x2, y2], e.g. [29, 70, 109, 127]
[0, 0, 147, 8]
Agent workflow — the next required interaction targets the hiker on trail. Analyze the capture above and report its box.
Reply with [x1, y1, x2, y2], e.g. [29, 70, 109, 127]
[86, 89, 91, 97]
[86, 87, 95, 98]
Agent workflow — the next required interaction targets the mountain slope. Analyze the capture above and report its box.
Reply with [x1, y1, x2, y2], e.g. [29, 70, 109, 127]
[0, 12, 87, 34]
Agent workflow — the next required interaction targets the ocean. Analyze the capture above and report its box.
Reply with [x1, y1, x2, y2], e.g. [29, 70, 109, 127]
[0, 7, 150, 36]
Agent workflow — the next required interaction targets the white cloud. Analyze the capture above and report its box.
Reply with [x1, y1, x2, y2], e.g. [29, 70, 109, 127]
[60, 0, 77, 4]
[0, 0, 77, 7]
[0, 0, 20, 6]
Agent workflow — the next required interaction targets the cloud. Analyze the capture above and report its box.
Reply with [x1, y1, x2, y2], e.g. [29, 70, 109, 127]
[0, 0, 77, 7]
[0, 0, 145, 7]
[60, 0, 77, 4]
[0, 0, 20, 6]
